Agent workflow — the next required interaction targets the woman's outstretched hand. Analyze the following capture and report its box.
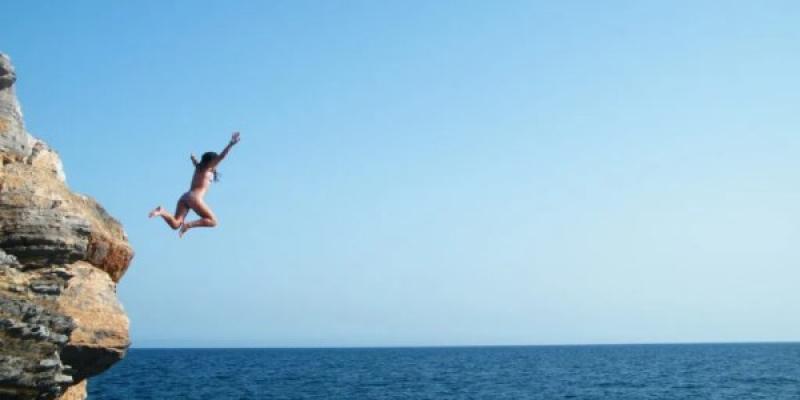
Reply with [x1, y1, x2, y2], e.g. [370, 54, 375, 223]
[230, 132, 241, 145]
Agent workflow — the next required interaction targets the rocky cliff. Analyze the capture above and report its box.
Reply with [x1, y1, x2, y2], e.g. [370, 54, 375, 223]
[0, 54, 134, 399]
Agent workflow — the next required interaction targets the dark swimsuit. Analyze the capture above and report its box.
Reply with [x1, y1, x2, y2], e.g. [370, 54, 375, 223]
[179, 192, 197, 207]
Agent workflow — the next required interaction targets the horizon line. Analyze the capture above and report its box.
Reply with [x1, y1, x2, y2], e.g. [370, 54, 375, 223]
[129, 340, 800, 350]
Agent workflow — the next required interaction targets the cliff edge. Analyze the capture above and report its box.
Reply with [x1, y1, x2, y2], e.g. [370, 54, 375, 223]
[0, 54, 134, 399]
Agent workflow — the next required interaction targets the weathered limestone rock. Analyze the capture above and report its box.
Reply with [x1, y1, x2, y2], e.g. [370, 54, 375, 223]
[0, 56, 132, 281]
[0, 55, 16, 91]
[56, 262, 129, 381]
[0, 254, 76, 399]
[54, 381, 85, 400]
[0, 162, 133, 281]
[0, 53, 133, 399]
[0, 55, 63, 180]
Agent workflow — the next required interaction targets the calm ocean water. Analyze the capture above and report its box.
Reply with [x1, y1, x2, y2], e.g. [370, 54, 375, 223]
[89, 344, 800, 399]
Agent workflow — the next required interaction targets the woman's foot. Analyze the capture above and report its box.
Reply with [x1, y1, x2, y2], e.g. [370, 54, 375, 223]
[148, 206, 164, 218]
[179, 222, 191, 238]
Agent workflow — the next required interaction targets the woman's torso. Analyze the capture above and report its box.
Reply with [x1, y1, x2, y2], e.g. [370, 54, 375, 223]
[188, 167, 214, 196]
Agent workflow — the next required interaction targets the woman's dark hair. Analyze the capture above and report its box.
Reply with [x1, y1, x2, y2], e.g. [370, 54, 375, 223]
[198, 151, 220, 181]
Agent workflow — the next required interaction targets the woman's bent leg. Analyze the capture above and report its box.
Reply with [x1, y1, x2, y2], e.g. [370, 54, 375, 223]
[149, 199, 189, 230]
[179, 197, 217, 237]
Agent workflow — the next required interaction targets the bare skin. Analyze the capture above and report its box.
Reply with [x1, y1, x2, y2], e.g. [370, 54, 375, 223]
[149, 132, 240, 237]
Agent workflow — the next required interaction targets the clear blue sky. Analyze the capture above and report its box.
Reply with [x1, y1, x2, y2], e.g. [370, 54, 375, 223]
[3, 1, 800, 347]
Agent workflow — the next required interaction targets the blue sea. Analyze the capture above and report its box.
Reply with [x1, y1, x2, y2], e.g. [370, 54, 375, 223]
[89, 343, 800, 399]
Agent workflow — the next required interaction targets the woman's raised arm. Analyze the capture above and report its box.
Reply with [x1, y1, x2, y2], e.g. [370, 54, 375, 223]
[209, 132, 240, 169]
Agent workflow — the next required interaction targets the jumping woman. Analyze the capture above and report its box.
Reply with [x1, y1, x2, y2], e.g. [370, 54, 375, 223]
[149, 132, 241, 237]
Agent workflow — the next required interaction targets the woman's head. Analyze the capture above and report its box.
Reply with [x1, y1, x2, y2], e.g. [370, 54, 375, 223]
[199, 152, 218, 168]
[198, 151, 220, 181]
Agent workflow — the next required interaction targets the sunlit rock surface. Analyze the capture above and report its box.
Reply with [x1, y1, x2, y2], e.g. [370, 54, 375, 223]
[0, 53, 134, 400]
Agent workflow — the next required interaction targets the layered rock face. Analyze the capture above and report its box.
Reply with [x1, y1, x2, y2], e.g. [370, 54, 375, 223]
[0, 54, 134, 399]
